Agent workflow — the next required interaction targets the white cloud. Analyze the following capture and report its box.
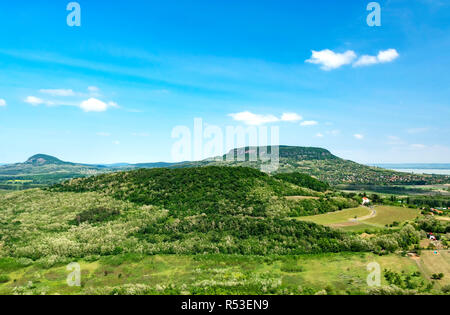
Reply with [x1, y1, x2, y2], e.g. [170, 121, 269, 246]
[353, 55, 378, 67]
[281, 113, 303, 122]
[0, 99, 6, 107]
[88, 86, 100, 92]
[300, 120, 318, 127]
[354, 49, 399, 67]
[316, 133, 324, 138]
[229, 111, 279, 126]
[306, 49, 357, 70]
[79, 98, 110, 112]
[354, 134, 364, 140]
[25, 96, 45, 106]
[378, 49, 400, 63]
[113, 140, 120, 145]
[39, 89, 75, 97]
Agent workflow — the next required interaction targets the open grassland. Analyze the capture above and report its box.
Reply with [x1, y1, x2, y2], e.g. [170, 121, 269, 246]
[0, 253, 427, 295]
[297, 207, 371, 225]
[363, 206, 420, 226]
[412, 250, 450, 288]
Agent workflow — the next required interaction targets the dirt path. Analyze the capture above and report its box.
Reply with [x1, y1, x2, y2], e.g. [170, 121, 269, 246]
[350, 207, 377, 223]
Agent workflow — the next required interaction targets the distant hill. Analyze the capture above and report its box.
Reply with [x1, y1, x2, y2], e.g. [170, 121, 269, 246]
[188, 146, 450, 185]
[25, 154, 73, 166]
[0, 147, 449, 190]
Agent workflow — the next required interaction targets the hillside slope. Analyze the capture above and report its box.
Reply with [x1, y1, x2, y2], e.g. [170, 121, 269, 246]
[52, 166, 359, 218]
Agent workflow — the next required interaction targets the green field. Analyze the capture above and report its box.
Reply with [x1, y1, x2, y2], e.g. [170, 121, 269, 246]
[298, 206, 421, 232]
[298, 207, 371, 225]
[0, 253, 425, 295]
[364, 206, 420, 226]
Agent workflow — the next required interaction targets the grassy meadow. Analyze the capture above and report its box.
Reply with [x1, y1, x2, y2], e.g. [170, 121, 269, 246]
[0, 252, 429, 295]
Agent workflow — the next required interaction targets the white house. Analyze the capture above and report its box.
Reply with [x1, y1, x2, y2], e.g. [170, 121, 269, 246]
[362, 197, 371, 206]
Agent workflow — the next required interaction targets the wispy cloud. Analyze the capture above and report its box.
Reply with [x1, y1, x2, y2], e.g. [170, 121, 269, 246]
[354, 134, 365, 140]
[229, 111, 279, 126]
[0, 99, 6, 107]
[229, 111, 304, 126]
[24, 96, 47, 106]
[24, 86, 119, 113]
[39, 89, 76, 97]
[281, 113, 303, 122]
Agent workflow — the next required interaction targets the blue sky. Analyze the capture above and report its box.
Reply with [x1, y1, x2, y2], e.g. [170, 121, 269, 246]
[0, 0, 449, 164]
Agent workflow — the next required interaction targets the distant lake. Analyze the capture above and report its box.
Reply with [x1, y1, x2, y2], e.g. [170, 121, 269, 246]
[391, 169, 450, 175]
[370, 164, 450, 175]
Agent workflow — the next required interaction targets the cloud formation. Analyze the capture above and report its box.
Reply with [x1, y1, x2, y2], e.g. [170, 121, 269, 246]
[354, 49, 400, 67]
[306, 50, 357, 71]
[0, 99, 6, 107]
[80, 98, 112, 112]
[354, 134, 364, 140]
[307, 49, 400, 70]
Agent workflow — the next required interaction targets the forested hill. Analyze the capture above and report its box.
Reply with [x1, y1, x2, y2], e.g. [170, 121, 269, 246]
[52, 166, 349, 218]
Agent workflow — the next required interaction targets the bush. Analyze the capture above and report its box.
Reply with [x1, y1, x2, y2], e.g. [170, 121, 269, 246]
[431, 273, 444, 280]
